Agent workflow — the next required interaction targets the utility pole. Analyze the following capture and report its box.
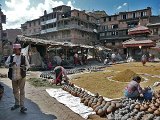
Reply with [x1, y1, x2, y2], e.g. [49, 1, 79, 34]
[0, 4, 6, 58]
[127, 2, 129, 12]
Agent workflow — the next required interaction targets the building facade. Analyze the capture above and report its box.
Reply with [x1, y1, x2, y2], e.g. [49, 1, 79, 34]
[21, 5, 98, 45]
[2, 29, 21, 56]
[147, 16, 160, 37]
[21, 19, 41, 36]
[98, 7, 152, 54]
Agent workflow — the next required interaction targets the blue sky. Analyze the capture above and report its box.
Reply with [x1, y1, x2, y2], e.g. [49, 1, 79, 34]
[0, 0, 160, 29]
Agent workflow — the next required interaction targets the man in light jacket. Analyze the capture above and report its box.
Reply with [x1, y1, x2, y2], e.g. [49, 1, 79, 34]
[5, 44, 30, 113]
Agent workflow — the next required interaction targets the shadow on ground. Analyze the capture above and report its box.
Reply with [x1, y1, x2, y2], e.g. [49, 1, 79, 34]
[0, 82, 57, 120]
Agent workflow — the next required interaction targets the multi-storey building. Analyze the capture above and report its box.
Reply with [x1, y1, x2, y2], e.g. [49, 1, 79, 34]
[99, 7, 152, 53]
[147, 16, 160, 36]
[2, 29, 21, 43]
[21, 18, 41, 36]
[2, 29, 21, 56]
[21, 5, 98, 45]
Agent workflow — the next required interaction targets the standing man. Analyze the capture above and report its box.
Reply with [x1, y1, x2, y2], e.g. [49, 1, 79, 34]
[74, 52, 79, 66]
[141, 54, 147, 66]
[5, 44, 30, 113]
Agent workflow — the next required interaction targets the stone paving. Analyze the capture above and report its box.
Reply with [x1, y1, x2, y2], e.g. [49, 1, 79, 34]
[0, 68, 85, 120]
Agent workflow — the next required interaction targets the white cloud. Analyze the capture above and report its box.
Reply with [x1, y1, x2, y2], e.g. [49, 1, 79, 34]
[123, 3, 127, 6]
[67, 1, 80, 10]
[117, 6, 122, 10]
[3, 0, 79, 29]
[116, 2, 128, 10]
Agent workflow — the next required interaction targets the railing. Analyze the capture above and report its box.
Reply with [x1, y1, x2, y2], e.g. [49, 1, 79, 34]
[41, 27, 57, 34]
[41, 18, 57, 25]
[98, 27, 129, 32]
[57, 24, 95, 32]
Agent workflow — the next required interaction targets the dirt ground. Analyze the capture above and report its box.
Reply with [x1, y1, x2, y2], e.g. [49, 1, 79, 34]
[71, 62, 160, 99]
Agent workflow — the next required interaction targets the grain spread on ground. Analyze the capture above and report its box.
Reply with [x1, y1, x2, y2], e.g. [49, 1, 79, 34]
[112, 69, 140, 82]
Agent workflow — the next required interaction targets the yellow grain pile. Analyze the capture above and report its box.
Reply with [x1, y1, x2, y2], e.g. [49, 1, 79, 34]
[112, 69, 139, 82]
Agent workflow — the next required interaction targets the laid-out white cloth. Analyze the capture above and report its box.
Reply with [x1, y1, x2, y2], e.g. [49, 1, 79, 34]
[46, 88, 96, 119]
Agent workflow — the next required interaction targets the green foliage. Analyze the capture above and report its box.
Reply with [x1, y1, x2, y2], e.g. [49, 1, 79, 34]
[27, 78, 61, 88]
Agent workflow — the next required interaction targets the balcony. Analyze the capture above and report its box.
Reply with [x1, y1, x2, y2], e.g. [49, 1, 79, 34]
[41, 27, 57, 34]
[57, 24, 96, 32]
[41, 18, 57, 25]
[98, 27, 128, 32]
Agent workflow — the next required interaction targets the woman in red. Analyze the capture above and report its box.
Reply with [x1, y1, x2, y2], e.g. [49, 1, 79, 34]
[74, 53, 79, 66]
[48, 61, 52, 70]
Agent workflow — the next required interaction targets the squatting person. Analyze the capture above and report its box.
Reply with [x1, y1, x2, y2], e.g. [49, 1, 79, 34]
[124, 76, 144, 99]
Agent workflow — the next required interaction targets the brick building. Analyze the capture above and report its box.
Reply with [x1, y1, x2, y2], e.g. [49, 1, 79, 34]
[21, 5, 98, 45]
[2, 29, 21, 56]
[98, 7, 152, 54]
[21, 19, 41, 36]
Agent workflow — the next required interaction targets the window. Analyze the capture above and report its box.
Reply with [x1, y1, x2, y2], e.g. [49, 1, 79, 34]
[54, 14, 56, 18]
[82, 33, 84, 37]
[153, 28, 158, 35]
[100, 33, 105, 37]
[112, 31, 115, 35]
[64, 21, 68, 25]
[78, 21, 80, 25]
[128, 22, 138, 28]
[97, 20, 100, 24]
[122, 14, 127, 19]
[54, 23, 56, 27]
[106, 32, 111, 36]
[114, 16, 117, 20]
[112, 31, 118, 36]
[87, 16, 89, 20]
[49, 24, 53, 28]
[108, 17, 111, 21]
[2, 33, 7, 37]
[111, 24, 118, 29]
[101, 26, 105, 30]
[140, 12, 144, 17]
[112, 42, 115, 46]
[78, 13, 79, 17]
[133, 13, 136, 18]
[126, 30, 128, 35]
[104, 25, 108, 30]
[42, 25, 45, 30]
[104, 18, 106, 22]
[153, 28, 158, 32]
[29, 23, 31, 27]
[116, 31, 118, 35]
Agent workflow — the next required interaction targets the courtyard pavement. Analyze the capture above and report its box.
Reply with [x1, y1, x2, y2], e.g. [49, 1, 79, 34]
[0, 68, 84, 120]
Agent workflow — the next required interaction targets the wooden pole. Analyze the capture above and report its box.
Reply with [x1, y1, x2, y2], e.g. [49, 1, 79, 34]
[66, 47, 67, 60]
